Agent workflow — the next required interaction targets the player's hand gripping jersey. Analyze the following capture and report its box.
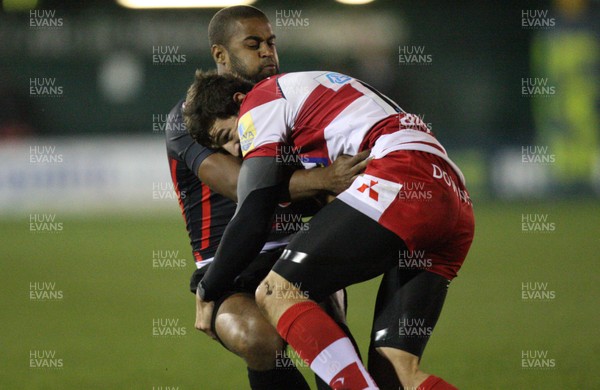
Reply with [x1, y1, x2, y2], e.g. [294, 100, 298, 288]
[199, 71, 473, 302]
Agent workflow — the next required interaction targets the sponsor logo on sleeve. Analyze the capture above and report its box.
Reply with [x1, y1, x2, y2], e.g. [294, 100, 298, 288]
[239, 113, 257, 156]
[315, 72, 352, 91]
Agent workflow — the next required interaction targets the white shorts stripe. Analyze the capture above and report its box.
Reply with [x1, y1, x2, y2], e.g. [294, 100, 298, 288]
[371, 130, 466, 185]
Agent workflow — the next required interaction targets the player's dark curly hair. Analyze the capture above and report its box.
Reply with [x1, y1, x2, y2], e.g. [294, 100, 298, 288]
[208, 6, 268, 48]
[183, 69, 254, 147]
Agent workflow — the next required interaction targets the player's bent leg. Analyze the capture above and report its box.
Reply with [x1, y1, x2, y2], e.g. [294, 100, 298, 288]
[256, 271, 377, 390]
[256, 200, 409, 389]
[375, 348, 455, 390]
[375, 348, 429, 389]
[367, 344, 401, 390]
[318, 289, 346, 325]
[370, 268, 456, 390]
[213, 292, 282, 370]
[252, 275, 352, 390]
[213, 292, 310, 389]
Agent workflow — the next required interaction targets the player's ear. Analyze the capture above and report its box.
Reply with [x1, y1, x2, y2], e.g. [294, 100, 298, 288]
[211, 44, 228, 65]
[233, 92, 246, 105]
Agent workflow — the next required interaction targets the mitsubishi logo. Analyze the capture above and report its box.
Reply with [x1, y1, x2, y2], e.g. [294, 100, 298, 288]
[357, 180, 379, 201]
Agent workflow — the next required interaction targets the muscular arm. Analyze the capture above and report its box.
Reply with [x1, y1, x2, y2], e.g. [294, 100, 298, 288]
[198, 157, 285, 302]
[285, 151, 371, 200]
[197, 152, 240, 201]
[197, 150, 370, 202]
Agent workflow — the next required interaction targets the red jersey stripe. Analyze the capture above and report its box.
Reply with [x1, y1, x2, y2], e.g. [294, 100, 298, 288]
[239, 75, 284, 117]
[244, 142, 280, 159]
[200, 184, 211, 250]
[169, 157, 186, 219]
[292, 84, 364, 160]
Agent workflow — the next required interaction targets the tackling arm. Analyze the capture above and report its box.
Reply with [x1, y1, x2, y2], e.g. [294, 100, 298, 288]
[197, 156, 286, 302]
[197, 152, 240, 201]
[197, 150, 369, 203]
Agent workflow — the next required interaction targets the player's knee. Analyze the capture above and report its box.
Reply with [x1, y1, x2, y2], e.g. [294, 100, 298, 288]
[232, 319, 284, 369]
[254, 272, 279, 311]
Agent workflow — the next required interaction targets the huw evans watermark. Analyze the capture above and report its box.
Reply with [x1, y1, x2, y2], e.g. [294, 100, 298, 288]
[152, 250, 187, 269]
[521, 214, 555, 233]
[29, 10, 63, 29]
[398, 46, 432, 65]
[29, 350, 63, 369]
[29, 145, 63, 164]
[521, 10, 555, 29]
[521, 282, 556, 301]
[275, 10, 309, 28]
[152, 46, 187, 65]
[521, 78, 556, 97]
[521, 145, 556, 164]
[30, 282, 63, 301]
[30, 78, 63, 97]
[399, 250, 432, 269]
[399, 318, 433, 338]
[29, 214, 63, 233]
[521, 350, 556, 369]
[152, 182, 186, 200]
[274, 281, 309, 300]
[152, 318, 187, 337]
[152, 113, 186, 133]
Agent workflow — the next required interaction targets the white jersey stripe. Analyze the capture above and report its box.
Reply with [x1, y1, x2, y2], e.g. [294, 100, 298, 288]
[371, 130, 466, 185]
[241, 71, 464, 186]
[323, 95, 391, 159]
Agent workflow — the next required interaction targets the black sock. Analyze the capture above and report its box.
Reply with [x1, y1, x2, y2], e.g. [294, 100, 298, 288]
[313, 321, 363, 390]
[247, 356, 309, 390]
[314, 372, 331, 390]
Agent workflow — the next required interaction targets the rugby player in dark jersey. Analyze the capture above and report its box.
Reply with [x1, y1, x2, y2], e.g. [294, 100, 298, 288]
[165, 6, 368, 389]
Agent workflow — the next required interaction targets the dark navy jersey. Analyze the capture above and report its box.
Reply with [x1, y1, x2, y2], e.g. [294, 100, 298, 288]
[165, 99, 236, 264]
[165, 99, 322, 268]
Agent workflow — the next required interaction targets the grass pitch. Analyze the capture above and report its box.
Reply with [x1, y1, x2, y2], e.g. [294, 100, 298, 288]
[1, 201, 598, 389]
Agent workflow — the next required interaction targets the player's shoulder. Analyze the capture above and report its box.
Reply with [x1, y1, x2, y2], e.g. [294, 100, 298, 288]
[275, 71, 340, 99]
[279, 71, 347, 85]
[165, 97, 210, 163]
[168, 98, 185, 123]
[165, 98, 186, 143]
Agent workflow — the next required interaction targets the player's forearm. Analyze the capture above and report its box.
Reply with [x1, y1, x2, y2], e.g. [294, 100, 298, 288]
[198, 214, 266, 301]
[199, 157, 285, 302]
[197, 152, 241, 202]
[287, 168, 327, 201]
[287, 151, 371, 200]
[198, 186, 281, 302]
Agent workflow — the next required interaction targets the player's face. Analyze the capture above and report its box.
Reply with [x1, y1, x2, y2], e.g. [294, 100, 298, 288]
[224, 18, 279, 82]
[209, 116, 240, 157]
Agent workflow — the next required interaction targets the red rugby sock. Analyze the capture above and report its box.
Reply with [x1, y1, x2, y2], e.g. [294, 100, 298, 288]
[418, 375, 458, 390]
[277, 301, 377, 389]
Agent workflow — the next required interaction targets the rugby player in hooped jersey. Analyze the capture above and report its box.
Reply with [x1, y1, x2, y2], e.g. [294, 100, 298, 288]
[184, 70, 475, 390]
[166, 6, 370, 390]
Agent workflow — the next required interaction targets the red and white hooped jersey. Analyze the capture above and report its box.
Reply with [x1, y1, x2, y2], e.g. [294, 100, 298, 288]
[238, 71, 465, 185]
